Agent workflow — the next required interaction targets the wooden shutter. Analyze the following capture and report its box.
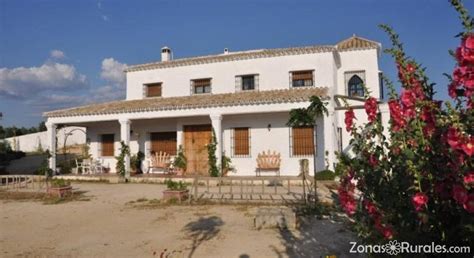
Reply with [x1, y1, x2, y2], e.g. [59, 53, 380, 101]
[193, 79, 211, 87]
[292, 127, 314, 156]
[150, 132, 177, 155]
[101, 134, 115, 156]
[292, 71, 313, 80]
[146, 83, 162, 97]
[234, 127, 250, 156]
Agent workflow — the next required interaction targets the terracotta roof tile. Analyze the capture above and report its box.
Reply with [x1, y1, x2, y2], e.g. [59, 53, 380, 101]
[44, 87, 328, 118]
[336, 35, 381, 51]
[125, 46, 335, 72]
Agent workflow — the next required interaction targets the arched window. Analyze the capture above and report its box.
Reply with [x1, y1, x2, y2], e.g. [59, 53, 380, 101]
[348, 75, 364, 97]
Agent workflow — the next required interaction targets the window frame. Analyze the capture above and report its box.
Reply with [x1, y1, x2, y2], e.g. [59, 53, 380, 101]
[231, 127, 251, 158]
[345, 70, 366, 97]
[289, 70, 314, 88]
[144, 82, 163, 98]
[235, 74, 259, 92]
[289, 126, 315, 157]
[191, 78, 212, 95]
[100, 134, 115, 157]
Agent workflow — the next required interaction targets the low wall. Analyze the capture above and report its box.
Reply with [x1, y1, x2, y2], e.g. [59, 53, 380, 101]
[5, 126, 87, 153]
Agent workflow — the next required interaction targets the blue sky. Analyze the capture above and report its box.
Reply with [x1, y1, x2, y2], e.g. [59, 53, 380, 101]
[0, 0, 472, 127]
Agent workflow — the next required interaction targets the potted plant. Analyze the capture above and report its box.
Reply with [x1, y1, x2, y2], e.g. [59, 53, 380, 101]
[172, 145, 187, 176]
[162, 179, 188, 202]
[131, 151, 145, 175]
[47, 178, 72, 198]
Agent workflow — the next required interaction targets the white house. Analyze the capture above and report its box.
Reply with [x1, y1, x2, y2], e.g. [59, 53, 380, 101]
[44, 35, 389, 177]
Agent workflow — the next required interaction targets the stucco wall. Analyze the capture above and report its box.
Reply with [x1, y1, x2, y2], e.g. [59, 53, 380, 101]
[85, 113, 332, 176]
[5, 126, 86, 153]
[126, 52, 337, 100]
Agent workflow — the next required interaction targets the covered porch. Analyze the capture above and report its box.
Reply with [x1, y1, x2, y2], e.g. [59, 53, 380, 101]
[44, 87, 334, 179]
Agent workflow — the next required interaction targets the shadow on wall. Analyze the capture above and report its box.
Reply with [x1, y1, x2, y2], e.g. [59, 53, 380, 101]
[183, 216, 224, 258]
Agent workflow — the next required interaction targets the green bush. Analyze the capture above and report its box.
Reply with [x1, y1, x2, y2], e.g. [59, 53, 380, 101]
[165, 179, 187, 191]
[314, 169, 336, 181]
[50, 178, 70, 187]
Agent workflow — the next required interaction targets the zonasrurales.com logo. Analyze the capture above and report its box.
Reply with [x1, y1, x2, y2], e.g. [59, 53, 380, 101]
[384, 240, 401, 255]
[349, 241, 471, 255]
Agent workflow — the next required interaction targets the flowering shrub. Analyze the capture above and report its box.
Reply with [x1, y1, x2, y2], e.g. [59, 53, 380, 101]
[337, 0, 473, 246]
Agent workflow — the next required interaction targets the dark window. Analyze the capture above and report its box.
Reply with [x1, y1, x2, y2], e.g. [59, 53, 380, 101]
[291, 126, 315, 156]
[101, 134, 115, 157]
[232, 127, 250, 157]
[379, 72, 384, 99]
[150, 132, 177, 155]
[348, 75, 364, 97]
[291, 70, 313, 87]
[242, 75, 255, 91]
[192, 78, 211, 94]
[146, 83, 162, 97]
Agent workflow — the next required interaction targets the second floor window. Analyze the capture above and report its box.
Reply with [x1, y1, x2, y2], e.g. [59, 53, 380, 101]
[191, 78, 211, 94]
[290, 70, 314, 87]
[345, 71, 365, 97]
[145, 83, 162, 97]
[235, 74, 259, 91]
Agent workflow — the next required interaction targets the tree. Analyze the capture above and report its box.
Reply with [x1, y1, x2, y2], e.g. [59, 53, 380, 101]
[287, 95, 328, 203]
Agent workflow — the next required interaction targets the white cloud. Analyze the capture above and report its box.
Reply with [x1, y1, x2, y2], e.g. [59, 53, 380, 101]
[102, 15, 109, 21]
[50, 50, 65, 59]
[100, 58, 127, 84]
[0, 62, 87, 98]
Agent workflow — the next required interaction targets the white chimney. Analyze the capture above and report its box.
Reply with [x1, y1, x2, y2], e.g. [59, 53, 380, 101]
[224, 48, 229, 55]
[161, 46, 172, 62]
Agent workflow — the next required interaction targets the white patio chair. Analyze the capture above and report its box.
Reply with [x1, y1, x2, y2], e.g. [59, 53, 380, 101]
[82, 159, 92, 175]
[92, 158, 104, 174]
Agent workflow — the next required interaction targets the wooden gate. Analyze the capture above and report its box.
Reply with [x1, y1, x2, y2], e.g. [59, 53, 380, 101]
[184, 124, 212, 175]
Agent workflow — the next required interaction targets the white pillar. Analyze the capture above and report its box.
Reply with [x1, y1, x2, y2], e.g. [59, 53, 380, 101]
[210, 114, 223, 172]
[46, 122, 57, 174]
[323, 111, 336, 170]
[119, 118, 131, 180]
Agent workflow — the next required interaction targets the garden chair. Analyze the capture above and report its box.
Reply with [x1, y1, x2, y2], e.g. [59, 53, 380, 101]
[256, 150, 281, 176]
[81, 159, 92, 175]
[148, 151, 172, 174]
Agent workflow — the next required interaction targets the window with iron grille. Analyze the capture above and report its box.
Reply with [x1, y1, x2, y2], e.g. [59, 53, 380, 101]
[290, 70, 314, 88]
[231, 127, 251, 157]
[150, 132, 177, 155]
[345, 71, 366, 97]
[101, 134, 115, 157]
[191, 78, 211, 94]
[145, 83, 162, 97]
[289, 126, 315, 156]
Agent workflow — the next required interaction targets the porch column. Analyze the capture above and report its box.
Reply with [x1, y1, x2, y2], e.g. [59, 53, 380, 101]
[210, 114, 223, 172]
[322, 111, 336, 170]
[46, 122, 57, 175]
[119, 118, 131, 180]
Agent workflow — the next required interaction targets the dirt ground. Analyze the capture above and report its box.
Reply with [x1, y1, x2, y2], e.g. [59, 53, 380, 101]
[0, 183, 359, 258]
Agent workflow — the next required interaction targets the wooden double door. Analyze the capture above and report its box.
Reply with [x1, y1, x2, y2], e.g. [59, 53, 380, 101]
[183, 124, 212, 175]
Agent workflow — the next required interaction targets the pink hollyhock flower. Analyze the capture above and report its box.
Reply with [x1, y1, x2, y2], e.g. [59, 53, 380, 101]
[464, 171, 474, 185]
[364, 97, 378, 123]
[412, 192, 429, 211]
[452, 185, 468, 204]
[448, 82, 458, 98]
[344, 108, 355, 132]
[447, 127, 461, 150]
[368, 154, 378, 167]
[464, 194, 474, 213]
[458, 35, 474, 64]
[461, 137, 474, 156]
[364, 200, 379, 217]
[401, 90, 416, 108]
[388, 100, 406, 131]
